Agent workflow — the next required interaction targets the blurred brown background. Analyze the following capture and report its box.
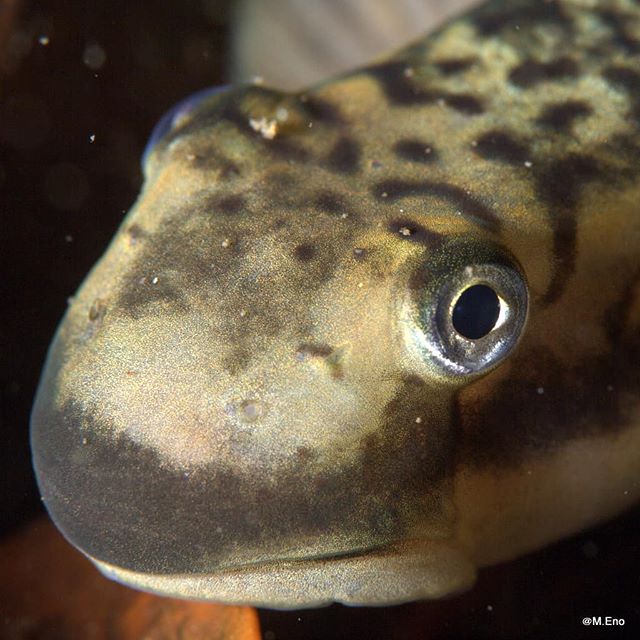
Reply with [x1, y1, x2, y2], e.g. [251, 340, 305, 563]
[0, 1, 638, 638]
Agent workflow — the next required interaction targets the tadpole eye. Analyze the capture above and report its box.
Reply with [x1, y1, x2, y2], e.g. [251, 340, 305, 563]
[452, 284, 501, 340]
[409, 245, 529, 377]
[141, 85, 229, 167]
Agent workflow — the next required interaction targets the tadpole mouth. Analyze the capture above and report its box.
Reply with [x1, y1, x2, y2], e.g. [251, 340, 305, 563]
[93, 538, 476, 609]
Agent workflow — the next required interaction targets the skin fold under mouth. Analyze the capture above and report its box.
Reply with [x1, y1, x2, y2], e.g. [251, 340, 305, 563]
[93, 539, 476, 609]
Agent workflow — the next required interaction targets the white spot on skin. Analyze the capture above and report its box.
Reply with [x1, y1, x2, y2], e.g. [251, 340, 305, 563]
[471, 140, 478, 147]
[403, 66, 414, 78]
[151, 276, 159, 285]
[399, 227, 412, 236]
[276, 107, 289, 122]
[221, 238, 232, 248]
[89, 134, 95, 143]
[249, 116, 278, 139]
[487, 605, 493, 612]
[524, 160, 533, 168]
[537, 386, 545, 395]
[415, 417, 423, 424]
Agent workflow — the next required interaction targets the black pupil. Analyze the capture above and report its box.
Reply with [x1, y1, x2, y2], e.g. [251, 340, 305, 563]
[452, 284, 500, 340]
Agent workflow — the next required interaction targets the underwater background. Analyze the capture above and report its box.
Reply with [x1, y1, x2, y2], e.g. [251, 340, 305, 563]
[0, 0, 639, 638]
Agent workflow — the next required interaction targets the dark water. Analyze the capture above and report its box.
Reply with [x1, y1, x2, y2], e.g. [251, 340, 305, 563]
[1, 1, 638, 638]
[0, 0, 230, 534]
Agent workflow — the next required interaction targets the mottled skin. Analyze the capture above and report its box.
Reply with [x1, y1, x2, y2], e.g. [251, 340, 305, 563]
[32, 0, 640, 608]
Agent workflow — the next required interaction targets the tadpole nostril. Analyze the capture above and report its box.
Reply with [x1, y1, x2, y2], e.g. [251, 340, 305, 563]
[239, 399, 265, 422]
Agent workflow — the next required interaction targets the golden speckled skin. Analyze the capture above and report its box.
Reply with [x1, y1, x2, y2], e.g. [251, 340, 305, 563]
[31, 0, 640, 608]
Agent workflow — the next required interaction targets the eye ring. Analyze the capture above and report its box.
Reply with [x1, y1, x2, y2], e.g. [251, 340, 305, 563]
[402, 242, 529, 378]
[431, 262, 528, 375]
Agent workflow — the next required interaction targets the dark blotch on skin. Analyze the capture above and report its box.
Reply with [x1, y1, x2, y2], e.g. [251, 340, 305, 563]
[374, 180, 500, 232]
[297, 342, 334, 358]
[393, 139, 438, 163]
[221, 348, 252, 376]
[118, 275, 189, 320]
[368, 62, 484, 114]
[126, 224, 146, 245]
[603, 267, 640, 344]
[456, 325, 640, 469]
[537, 154, 600, 210]
[388, 219, 442, 246]
[603, 65, 640, 95]
[443, 94, 485, 115]
[377, 375, 453, 492]
[294, 243, 316, 262]
[315, 191, 347, 216]
[474, 130, 530, 165]
[326, 137, 360, 174]
[509, 57, 578, 88]
[435, 58, 477, 75]
[473, 1, 571, 35]
[37, 397, 449, 575]
[597, 9, 640, 53]
[213, 194, 246, 215]
[368, 61, 435, 105]
[537, 101, 593, 132]
[268, 138, 310, 163]
[301, 96, 344, 124]
[602, 67, 640, 126]
[536, 154, 600, 304]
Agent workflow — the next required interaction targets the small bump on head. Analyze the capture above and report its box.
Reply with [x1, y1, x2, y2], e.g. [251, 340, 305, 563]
[388, 219, 441, 246]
